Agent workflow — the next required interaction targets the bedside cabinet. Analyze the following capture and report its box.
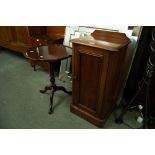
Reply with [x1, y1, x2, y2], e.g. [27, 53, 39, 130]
[71, 30, 130, 127]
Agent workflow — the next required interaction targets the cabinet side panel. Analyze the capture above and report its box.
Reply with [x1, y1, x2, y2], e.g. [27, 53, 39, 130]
[102, 48, 127, 116]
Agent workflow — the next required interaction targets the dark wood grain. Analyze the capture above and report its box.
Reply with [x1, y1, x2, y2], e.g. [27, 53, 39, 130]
[71, 30, 130, 127]
[26, 44, 72, 62]
[47, 26, 65, 40]
[0, 26, 65, 54]
[0, 26, 12, 42]
[0, 26, 66, 71]
[0, 26, 46, 53]
[26, 44, 72, 114]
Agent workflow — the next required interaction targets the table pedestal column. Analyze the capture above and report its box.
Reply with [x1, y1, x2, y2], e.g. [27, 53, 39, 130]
[40, 62, 72, 114]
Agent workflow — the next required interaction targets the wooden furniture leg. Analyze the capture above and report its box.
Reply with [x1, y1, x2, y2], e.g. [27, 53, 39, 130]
[56, 86, 72, 94]
[40, 62, 72, 114]
[40, 86, 52, 93]
[32, 64, 37, 71]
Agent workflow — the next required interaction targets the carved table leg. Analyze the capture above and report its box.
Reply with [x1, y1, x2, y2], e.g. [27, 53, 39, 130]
[56, 86, 72, 95]
[48, 62, 57, 114]
[40, 86, 52, 93]
[40, 62, 72, 114]
[49, 87, 54, 114]
[30, 60, 37, 71]
[33, 65, 37, 71]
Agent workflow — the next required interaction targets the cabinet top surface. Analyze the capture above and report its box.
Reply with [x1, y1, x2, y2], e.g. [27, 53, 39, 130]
[72, 30, 131, 51]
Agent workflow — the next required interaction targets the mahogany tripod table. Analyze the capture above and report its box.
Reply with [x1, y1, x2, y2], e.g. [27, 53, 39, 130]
[25, 44, 72, 114]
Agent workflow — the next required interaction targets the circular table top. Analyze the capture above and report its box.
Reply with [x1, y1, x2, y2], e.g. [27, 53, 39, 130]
[25, 44, 72, 62]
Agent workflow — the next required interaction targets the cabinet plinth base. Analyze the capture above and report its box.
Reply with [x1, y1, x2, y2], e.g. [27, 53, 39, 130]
[70, 104, 105, 128]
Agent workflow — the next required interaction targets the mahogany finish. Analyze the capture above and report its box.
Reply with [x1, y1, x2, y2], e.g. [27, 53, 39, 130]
[25, 44, 72, 114]
[0, 26, 47, 53]
[0, 26, 66, 71]
[0, 26, 65, 53]
[26, 37, 51, 71]
[71, 30, 130, 127]
[0, 26, 12, 41]
[47, 26, 65, 42]
[26, 44, 72, 62]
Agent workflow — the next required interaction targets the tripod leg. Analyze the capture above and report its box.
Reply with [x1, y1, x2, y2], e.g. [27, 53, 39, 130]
[48, 62, 56, 114]
[56, 86, 72, 95]
[40, 86, 52, 93]
[48, 87, 54, 114]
